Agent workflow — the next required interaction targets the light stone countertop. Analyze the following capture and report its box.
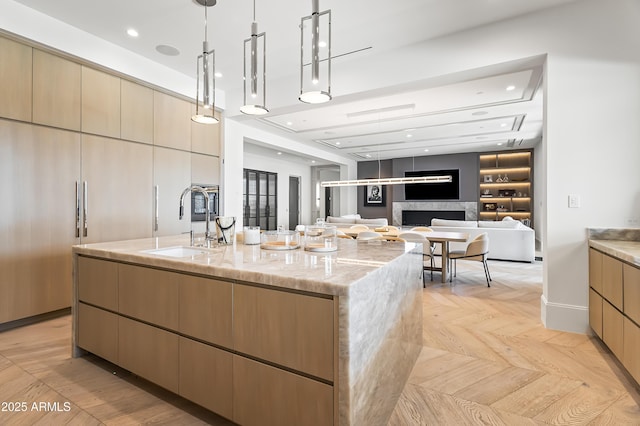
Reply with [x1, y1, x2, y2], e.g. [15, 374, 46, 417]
[589, 239, 640, 268]
[72, 235, 421, 296]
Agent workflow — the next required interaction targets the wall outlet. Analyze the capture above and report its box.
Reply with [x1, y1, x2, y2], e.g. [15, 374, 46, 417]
[626, 217, 640, 227]
[568, 194, 581, 208]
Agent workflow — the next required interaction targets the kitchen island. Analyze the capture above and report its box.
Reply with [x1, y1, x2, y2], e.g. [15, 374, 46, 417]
[72, 235, 423, 426]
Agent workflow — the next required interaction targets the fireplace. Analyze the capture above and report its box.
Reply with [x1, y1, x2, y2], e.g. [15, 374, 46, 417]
[402, 210, 465, 226]
[392, 201, 477, 227]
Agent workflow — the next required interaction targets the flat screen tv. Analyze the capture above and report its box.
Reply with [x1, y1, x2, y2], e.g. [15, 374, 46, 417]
[404, 169, 459, 200]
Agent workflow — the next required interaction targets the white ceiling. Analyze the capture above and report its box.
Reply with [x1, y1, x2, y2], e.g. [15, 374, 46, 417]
[12, 0, 578, 164]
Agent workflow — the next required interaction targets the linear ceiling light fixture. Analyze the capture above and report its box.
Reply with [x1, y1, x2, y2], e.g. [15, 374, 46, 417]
[320, 176, 452, 188]
[299, 0, 332, 104]
[191, 0, 219, 124]
[240, 0, 268, 115]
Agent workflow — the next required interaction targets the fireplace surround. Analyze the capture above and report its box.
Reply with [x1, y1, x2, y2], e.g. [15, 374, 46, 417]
[392, 201, 477, 227]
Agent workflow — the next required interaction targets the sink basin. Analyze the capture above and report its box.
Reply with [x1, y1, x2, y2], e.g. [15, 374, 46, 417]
[143, 246, 210, 258]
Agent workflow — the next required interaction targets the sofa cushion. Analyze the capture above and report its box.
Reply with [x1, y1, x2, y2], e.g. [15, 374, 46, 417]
[355, 218, 389, 226]
[430, 218, 478, 228]
[326, 215, 355, 224]
[340, 214, 361, 219]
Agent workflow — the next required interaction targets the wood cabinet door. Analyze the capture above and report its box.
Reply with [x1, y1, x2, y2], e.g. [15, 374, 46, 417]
[78, 303, 118, 364]
[602, 300, 624, 360]
[153, 147, 191, 236]
[234, 284, 334, 381]
[153, 91, 191, 151]
[588, 288, 603, 338]
[121, 80, 153, 144]
[0, 120, 80, 323]
[623, 263, 640, 325]
[77, 256, 118, 311]
[588, 248, 603, 294]
[118, 316, 179, 394]
[118, 263, 179, 331]
[178, 275, 232, 347]
[179, 337, 232, 418]
[233, 355, 333, 426]
[81, 134, 153, 244]
[623, 317, 640, 385]
[0, 36, 32, 122]
[33, 49, 81, 131]
[602, 254, 623, 310]
[81, 67, 121, 138]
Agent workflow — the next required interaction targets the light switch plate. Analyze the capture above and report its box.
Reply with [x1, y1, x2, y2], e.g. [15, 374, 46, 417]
[568, 194, 581, 208]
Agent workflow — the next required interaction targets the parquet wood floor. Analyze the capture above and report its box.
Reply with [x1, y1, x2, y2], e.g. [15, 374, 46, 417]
[390, 259, 640, 425]
[0, 260, 638, 425]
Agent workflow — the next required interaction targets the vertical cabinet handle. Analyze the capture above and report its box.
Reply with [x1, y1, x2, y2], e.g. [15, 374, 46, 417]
[75, 182, 81, 238]
[154, 185, 159, 232]
[83, 181, 88, 237]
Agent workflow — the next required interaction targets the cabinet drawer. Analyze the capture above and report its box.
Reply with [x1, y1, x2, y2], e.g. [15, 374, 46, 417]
[623, 317, 640, 385]
[589, 288, 602, 338]
[623, 264, 640, 325]
[179, 275, 232, 347]
[234, 284, 334, 381]
[179, 337, 232, 418]
[602, 254, 623, 310]
[588, 248, 603, 294]
[77, 256, 118, 311]
[118, 316, 179, 393]
[602, 300, 624, 360]
[118, 264, 179, 330]
[77, 303, 118, 364]
[232, 355, 333, 426]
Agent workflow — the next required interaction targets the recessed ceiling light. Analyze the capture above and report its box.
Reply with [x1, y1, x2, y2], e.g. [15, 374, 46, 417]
[406, 134, 413, 138]
[472, 111, 488, 116]
[335, 142, 341, 146]
[286, 121, 293, 126]
[156, 44, 180, 56]
[127, 28, 139, 38]
[423, 149, 429, 152]
[365, 154, 372, 158]
[215, 72, 223, 78]
[311, 160, 316, 163]
[497, 142, 503, 146]
[506, 85, 516, 91]
[319, 41, 327, 48]
[277, 152, 282, 155]
[501, 123, 507, 127]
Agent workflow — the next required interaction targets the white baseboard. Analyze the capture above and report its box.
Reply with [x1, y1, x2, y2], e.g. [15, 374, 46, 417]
[540, 294, 590, 334]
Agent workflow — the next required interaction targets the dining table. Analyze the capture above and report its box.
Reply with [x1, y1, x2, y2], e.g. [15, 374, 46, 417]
[335, 227, 469, 283]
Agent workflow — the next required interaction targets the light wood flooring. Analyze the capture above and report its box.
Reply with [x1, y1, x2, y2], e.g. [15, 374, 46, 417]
[0, 260, 639, 425]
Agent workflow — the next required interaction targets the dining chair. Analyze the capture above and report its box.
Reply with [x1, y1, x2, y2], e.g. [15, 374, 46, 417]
[398, 232, 434, 283]
[356, 231, 383, 240]
[448, 233, 491, 287]
[382, 236, 406, 242]
[337, 233, 354, 239]
[349, 224, 370, 232]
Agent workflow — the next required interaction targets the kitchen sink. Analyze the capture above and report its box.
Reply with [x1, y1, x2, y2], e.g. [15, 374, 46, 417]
[143, 246, 211, 258]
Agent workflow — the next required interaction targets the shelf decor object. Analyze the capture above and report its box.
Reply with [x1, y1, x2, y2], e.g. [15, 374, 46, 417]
[192, 0, 219, 124]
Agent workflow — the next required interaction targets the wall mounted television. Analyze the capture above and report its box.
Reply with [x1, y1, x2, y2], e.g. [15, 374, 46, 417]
[404, 169, 460, 200]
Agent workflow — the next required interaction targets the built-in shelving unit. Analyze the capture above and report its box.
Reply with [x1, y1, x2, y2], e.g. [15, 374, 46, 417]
[478, 150, 533, 227]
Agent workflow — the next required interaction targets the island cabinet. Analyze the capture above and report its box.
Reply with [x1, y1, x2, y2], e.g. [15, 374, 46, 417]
[589, 247, 640, 385]
[75, 255, 336, 425]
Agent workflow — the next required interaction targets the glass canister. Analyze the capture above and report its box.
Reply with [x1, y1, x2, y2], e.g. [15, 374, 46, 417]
[304, 224, 338, 252]
[260, 229, 300, 250]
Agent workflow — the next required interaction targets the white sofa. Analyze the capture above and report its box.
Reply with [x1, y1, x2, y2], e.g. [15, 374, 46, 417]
[324, 214, 389, 229]
[429, 218, 535, 262]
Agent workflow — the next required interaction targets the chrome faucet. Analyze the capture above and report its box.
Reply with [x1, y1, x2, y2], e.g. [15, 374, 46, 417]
[179, 185, 212, 246]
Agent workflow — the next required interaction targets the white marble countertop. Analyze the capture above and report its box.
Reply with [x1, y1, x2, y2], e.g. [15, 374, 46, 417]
[589, 239, 640, 268]
[72, 235, 421, 296]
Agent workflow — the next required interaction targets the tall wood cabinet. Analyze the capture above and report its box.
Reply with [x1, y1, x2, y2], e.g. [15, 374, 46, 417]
[0, 34, 221, 326]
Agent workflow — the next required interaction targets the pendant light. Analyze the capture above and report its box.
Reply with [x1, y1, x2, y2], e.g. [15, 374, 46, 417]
[240, 0, 268, 115]
[299, 0, 332, 104]
[191, 0, 219, 124]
